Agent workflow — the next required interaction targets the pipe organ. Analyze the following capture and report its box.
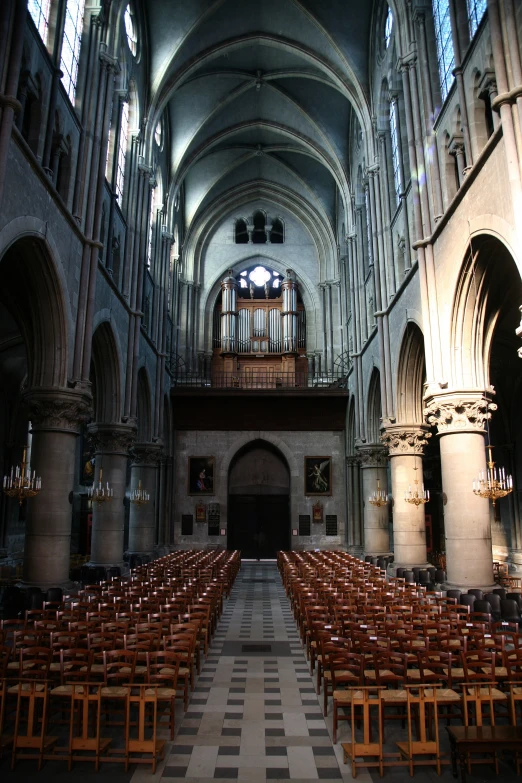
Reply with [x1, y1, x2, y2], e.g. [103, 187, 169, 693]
[214, 267, 306, 382]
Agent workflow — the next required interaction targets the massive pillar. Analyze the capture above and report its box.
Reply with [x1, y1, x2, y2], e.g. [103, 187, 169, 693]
[381, 424, 431, 567]
[356, 445, 390, 555]
[22, 389, 91, 587]
[87, 423, 135, 568]
[424, 393, 496, 589]
[128, 443, 163, 556]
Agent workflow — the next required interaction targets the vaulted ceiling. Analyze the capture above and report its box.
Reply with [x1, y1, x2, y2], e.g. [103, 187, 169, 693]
[143, 0, 375, 239]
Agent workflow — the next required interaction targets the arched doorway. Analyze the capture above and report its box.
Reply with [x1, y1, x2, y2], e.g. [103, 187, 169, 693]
[227, 441, 290, 558]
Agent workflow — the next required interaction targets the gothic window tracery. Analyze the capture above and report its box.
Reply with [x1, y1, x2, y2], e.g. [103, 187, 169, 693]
[115, 99, 129, 201]
[432, 0, 455, 102]
[28, 0, 51, 46]
[60, 0, 85, 103]
[389, 98, 402, 204]
[467, 0, 487, 39]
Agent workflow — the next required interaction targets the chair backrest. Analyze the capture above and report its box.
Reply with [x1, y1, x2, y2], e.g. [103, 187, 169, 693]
[501, 600, 522, 620]
[462, 682, 498, 726]
[506, 593, 522, 610]
[103, 649, 136, 685]
[459, 594, 476, 608]
[485, 593, 502, 611]
[467, 589, 484, 601]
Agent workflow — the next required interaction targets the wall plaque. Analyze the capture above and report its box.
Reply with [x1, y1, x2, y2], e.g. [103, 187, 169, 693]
[325, 515, 338, 536]
[181, 514, 193, 536]
[208, 502, 220, 536]
[299, 514, 311, 536]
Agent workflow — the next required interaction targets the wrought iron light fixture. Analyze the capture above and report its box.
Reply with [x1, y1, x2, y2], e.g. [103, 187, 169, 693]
[3, 447, 41, 505]
[368, 479, 388, 507]
[88, 468, 113, 504]
[473, 445, 513, 507]
[404, 465, 429, 506]
[130, 479, 149, 506]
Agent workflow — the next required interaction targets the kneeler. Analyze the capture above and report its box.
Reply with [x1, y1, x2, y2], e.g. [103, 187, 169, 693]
[66, 683, 111, 771]
[396, 683, 448, 776]
[341, 686, 388, 778]
[125, 684, 166, 773]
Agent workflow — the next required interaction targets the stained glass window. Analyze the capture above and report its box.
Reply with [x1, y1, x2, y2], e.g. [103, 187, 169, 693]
[115, 100, 129, 201]
[384, 6, 393, 48]
[60, 0, 85, 103]
[124, 5, 137, 56]
[432, 0, 455, 102]
[365, 186, 373, 266]
[467, 0, 487, 39]
[147, 186, 156, 269]
[28, 0, 51, 45]
[390, 99, 402, 204]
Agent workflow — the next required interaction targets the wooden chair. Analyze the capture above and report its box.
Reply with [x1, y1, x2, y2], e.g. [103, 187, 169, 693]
[0, 677, 13, 759]
[396, 684, 447, 775]
[460, 682, 507, 775]
[330, 652, 363, 728]
[10, 680, 58, 770]
[146, 650, 183, 739]
[125, 684, 166, 772]
[340, 687, 385, 777]
[66, 683, 112, 771]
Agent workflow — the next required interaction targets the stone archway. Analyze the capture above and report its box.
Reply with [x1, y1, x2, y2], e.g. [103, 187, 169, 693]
[227, 440, 290, 558]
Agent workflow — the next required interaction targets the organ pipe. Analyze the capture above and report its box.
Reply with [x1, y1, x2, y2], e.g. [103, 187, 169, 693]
[281, 269, 298, 353]
[220, 270, 238, 353]
[238, 309, 250, 353]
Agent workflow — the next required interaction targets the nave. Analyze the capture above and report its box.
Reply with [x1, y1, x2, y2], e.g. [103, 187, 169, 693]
[2, 557, 522, 782]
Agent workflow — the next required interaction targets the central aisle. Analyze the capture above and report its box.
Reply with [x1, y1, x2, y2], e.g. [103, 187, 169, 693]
[152, 561, 349, 782]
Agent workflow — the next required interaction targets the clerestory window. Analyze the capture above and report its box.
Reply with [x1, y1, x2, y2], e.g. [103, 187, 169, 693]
[432, 0, 455, 102]
[467, 0, 487, 39]
[60, 0, 85, 103]
[28, 0, 51, 45]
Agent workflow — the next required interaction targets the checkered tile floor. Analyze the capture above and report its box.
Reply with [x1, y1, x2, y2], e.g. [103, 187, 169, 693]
[153, 561, 349, 783]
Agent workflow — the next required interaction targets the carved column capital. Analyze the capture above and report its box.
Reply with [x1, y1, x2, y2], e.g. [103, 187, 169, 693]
[87, 422, 137, 454]
[423, 391, 496, 434]
[24, 388, 93, 433]
[355, 444, 388, 468]
[380, 423, 431, 456]
[130, 442, 164, 466]
[346, 455, 360, 468]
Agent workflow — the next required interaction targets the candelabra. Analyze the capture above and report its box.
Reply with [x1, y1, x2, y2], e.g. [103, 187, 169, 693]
[368, 479, 388, 507]
[88, 468, 113, 504]
[130, 479, 149, 506]
[473, 445, 513, 507]
[3, 447, 41, 505]
[404, 466, 429, 506]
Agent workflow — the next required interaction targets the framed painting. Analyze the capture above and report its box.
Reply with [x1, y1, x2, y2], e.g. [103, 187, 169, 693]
[188, 456, 215, 495]
[304, 456, 332, 496]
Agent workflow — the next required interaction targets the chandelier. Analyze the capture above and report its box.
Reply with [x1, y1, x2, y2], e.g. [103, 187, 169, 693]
[130, 480, 149, 506]
[3, 447, 41, 505]
[368, 479, 388, 507]
[88, 468, 113, 505]
[473, 445, 513, 507]
[405, 465, 429, 506]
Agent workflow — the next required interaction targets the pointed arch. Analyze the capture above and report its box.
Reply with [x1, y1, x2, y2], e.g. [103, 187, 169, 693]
[450, 234, 522, 389]
[90, 321, 122, 423]
[0, 235, 69, 388]
[396, 322, 426, 423]
[366, 367, 382, 443]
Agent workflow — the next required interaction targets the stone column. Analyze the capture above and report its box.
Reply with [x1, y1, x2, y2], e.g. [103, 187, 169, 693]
[128, 443, 163, 556]
[381, 424, 432, 567]
[346, 456, 363, 553]
[87, 423, 135, 568]
[356, 445, 390, 555]
[22, 389, 92, 587]
[424, 393, 496, 589]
